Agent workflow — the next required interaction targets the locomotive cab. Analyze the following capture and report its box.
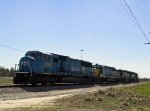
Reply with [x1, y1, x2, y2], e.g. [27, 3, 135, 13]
[19, 56, 36, 73]
[13, 54, 37, 84]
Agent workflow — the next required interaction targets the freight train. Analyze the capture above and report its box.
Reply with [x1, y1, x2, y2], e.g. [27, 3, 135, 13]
[13, 51, 138, 86]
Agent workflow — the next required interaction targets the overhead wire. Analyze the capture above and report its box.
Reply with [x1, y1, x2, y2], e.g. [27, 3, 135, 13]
[140, 1, 150, 22]
[0, 43, 24, 52]
[123, 0, 150, 43]
[119, 0, 136, 23]
[112, 0, 133, 21]
[138, 1, 150, 37]
[134, 1, 150, 38]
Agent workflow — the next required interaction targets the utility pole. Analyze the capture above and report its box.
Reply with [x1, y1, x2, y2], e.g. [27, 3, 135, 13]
[81, 50, 83, 60]
[81, 50, 83, 75]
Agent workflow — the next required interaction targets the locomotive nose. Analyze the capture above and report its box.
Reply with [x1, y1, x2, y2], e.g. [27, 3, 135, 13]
[19, 56, 36, 73]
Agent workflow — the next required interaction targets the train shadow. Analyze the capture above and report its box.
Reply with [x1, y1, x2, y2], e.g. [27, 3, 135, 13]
[20, 82, 132, 92]
[20, 83, 95, 92]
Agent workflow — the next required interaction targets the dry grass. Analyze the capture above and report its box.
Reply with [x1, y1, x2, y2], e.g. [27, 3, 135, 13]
[3, 82, 150, 111]
[55, 84, 150, 111]
[0, 76, 13, 85]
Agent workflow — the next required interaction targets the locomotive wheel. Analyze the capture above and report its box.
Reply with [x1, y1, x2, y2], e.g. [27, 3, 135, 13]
[74, 82, 77, 85]
[41, 81, 47, 86]
[51, 82, 55, 85]
[31, 81, 37, 86]
[24, 83, 28, 86]
[32, 83, 37, 86]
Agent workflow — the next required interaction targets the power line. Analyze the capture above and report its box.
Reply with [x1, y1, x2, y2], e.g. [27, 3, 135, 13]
[120, 0, 136, 23]
[123, 0, 150, 43]
[0, 43, 24, 52]
[144, 43, 150, 44]
[134, 1, 150, 38]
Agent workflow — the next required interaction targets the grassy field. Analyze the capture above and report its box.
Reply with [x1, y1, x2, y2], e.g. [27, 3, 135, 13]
[54, 82, 150, 111]
[3, 82, 150, 111]
[121, 82, 150, 97]
[0, 76, 13, 85]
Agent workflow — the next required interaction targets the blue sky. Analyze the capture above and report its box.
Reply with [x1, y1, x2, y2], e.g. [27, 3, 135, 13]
[0, 0, 150, 78]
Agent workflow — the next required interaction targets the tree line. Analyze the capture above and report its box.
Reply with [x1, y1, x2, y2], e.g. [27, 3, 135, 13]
[0, 66, 15, 77]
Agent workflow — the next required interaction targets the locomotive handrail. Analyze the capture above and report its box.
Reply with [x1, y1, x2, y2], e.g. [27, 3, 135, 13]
[15, 72, 29, 74]
[27, 63, 32, 77]
[15, 64, 19, 72]
[33, 64, 37, 73]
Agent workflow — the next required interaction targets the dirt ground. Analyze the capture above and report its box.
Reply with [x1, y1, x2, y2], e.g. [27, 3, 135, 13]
[0, 82, 146, 109]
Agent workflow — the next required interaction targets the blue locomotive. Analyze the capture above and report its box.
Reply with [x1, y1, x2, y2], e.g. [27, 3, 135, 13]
[13, 51, 138, 85]
[13, 51, 93, 85]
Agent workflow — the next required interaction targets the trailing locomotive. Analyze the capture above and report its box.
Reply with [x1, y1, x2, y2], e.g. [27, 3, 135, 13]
[13, 51, 138, 85]
[93, 64, 138, 83]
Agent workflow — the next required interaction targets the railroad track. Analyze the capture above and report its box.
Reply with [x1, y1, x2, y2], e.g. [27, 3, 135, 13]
[0, 84, 29, 88]
[0, 82, 125, 89]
